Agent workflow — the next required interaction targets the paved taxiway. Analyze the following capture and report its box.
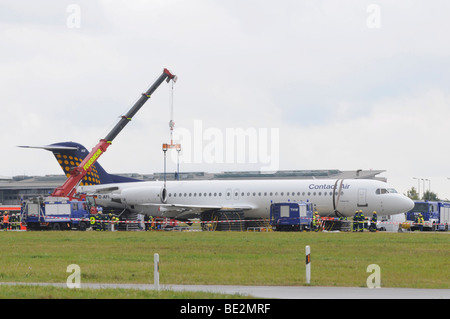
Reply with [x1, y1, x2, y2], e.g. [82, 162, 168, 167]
[2, 282, 449, 299]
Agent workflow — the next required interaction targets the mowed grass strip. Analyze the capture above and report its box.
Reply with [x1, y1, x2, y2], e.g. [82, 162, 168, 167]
[0, 284, 247, 299]
[0, 231, 448, 289]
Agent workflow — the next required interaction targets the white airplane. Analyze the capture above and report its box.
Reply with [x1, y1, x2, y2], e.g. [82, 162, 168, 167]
[33, 142, 415, 221]
[85, 178, 414, 220]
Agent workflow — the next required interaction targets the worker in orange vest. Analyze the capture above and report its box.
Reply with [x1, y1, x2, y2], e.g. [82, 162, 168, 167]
[2, 211, 9, 230]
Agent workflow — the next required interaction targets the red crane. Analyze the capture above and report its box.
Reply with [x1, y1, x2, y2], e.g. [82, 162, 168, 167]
[51, 68, 176, 199]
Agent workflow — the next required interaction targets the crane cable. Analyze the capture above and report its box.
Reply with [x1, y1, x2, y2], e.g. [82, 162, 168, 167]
[163, 79, 179, 190]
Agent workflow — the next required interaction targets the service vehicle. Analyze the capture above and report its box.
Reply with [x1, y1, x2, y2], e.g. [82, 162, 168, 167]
[21, 196, 96, 230]
[406, 200, 450, 231]
[270, 201, 314, 231]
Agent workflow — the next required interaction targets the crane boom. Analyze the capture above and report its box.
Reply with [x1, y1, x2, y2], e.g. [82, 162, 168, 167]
[51, 68, 176, 199]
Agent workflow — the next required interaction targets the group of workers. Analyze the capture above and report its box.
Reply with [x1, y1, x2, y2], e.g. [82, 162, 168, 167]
[144, 215, 160, 231]
[352, 210, 378, 232]
[1, 208, 427, 233]
[89, 213, 160, 231]
[1, 211, 22, 230]
[310, 210, 377, 232]
[89, 212, 120, 231]
[1, 208, 162, 232]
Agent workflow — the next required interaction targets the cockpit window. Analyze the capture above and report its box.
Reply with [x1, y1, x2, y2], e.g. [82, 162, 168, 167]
[376, 188, 398, 194]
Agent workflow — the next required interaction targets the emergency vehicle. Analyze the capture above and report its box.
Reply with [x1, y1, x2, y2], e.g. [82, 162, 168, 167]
[406, 201, 450, 231]
[270, 202, 314, 231]
[21, 196, 95, 230]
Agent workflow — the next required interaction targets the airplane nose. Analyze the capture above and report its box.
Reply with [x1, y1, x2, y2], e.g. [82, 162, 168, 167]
[385, 195, 414, 215]
[400, 196, 415, 214]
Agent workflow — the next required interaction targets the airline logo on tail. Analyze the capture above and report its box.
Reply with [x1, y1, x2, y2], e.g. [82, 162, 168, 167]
[19, 141, 143, 185]
[56, 153, 101, 186]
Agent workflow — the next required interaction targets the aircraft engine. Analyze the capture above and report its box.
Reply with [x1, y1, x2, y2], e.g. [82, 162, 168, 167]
[119, 186, 167, 205]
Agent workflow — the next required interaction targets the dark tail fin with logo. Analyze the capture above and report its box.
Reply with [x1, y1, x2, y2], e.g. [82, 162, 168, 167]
[19, 142, 141, 186]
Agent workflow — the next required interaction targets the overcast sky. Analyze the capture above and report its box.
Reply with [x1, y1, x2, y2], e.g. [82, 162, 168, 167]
[1, 1, 450, 199]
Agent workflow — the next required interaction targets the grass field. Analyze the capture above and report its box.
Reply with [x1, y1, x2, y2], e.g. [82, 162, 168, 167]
[0, 230, 449, 298]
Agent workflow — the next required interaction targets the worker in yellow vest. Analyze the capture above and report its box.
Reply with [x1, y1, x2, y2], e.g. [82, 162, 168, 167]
[312, 211, 321, 232]
[416, 213, 424, 231]
[369, 211, 377, 232]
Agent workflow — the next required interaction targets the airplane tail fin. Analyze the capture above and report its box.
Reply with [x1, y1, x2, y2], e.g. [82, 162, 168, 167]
[19, 142, 141, 186]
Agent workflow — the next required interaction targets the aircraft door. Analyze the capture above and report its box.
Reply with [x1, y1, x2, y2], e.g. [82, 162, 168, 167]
[358, 188, 368, 207]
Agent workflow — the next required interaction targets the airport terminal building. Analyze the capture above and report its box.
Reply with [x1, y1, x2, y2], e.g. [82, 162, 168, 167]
[0, 169, 385, 206]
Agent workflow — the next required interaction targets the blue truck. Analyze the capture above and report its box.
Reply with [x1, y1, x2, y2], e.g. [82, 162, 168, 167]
[406, 201, 450, 231]
[270, 202, 314, 231]
[21, 196, 95, 231]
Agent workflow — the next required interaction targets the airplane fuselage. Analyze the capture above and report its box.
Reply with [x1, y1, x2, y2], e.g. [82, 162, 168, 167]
[79, 178, 414, 220]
